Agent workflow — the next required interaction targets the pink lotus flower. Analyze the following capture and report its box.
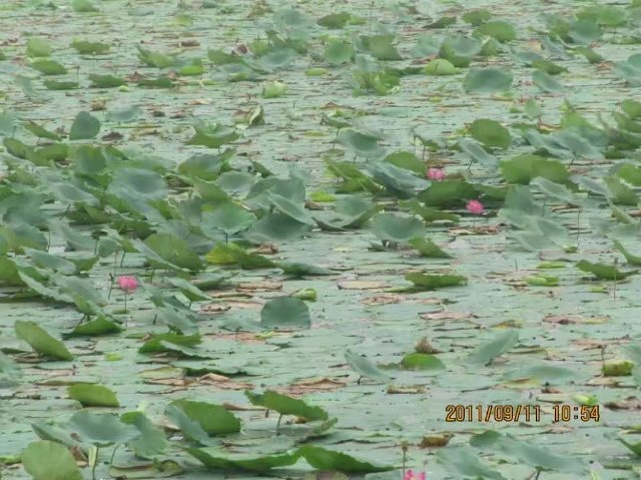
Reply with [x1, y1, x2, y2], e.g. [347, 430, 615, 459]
[466, 199, 484, 215]
[426, 168, 445, 181]
[404, 470, 426, 480]
[117, 276, 138, 293]
[117, 275, 138, 313]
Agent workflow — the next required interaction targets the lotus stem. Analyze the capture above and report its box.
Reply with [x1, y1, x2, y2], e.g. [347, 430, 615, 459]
[600, 345, 606, 374]
[108, 273, 114, 300]
[401, 441, 408, 478]
[613, 257, 618, 301]
[62, 203, 72, 219]
[91, 446, 100, 480]
[527, 468, 542, 480]
[109, 444, 119, 467]
[576, 208, 581, 245]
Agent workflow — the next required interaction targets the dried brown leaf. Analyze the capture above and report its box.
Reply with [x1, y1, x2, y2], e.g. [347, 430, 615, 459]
[253, 244, 279, 255]
[338, 280, 389, 290]
[544, 315, 610, 325]
[199, 303, 231, 314]
[419, 310, 477, 321]
[286, 377, 347, 395]
[386, 385, 426, 394]
[197, 373, 253, 390]
[415, 337, 442, 354]
[604, 396, 641, 411]
[420, 433, 453, 448]
[237, 281, 282, 292]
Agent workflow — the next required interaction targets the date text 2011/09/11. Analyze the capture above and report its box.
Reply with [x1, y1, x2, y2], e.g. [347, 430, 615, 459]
[444, 404, 601, 423]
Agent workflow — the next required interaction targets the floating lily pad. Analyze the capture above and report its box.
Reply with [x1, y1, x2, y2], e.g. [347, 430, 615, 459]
[299, 445, 394, 473]
[69, 111, 100, 140]
[418, 179, 478, 207]
[185, 447, 301, 472]
[120, 411, 168, 458]
[370, 213, 426, 243]
[405, 272, 467, 290]
[245, 390, 328, 420]
[22, 441, 82, 480]
[439, 35, 482, 67]
[474, 21, 517, 42]
[458, 138, 499, 169]
[68, 383, 119, 407]
[65, 317, 121, 337]
[30, 59, 67, 75]
[464, 68, 512, 92]
[344, 349, 391, 384]
[424, 58, 457, 76]
[468, 330, 519, 366]
[401, 353, 446, 371]
[71, 39, 110, 54]
[408, 237, 451, 258]
[168, 400, 241, 437]
[469, 119, 511, 149]
[65, 412, 139, 447]
[261, 297, 311, 330]
[14, 321, 73, 361]
[576, 259, 632, 280]
[337, 129, 386, 159]
[26, 37, 52, 58]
